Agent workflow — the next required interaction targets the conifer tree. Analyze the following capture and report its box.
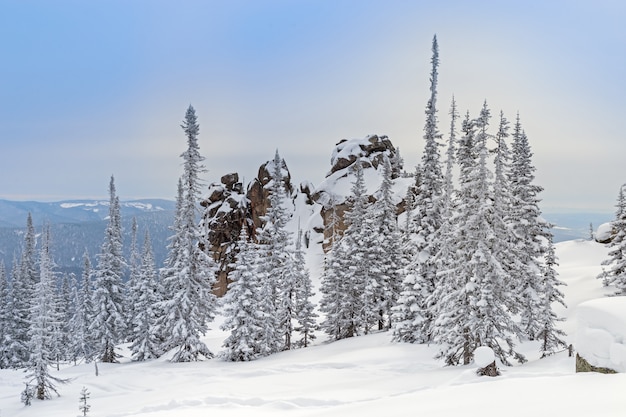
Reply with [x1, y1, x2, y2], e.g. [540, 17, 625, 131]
[599, 184, 626, 291]
[427, 111, 477, 363]
[70, 250, 95, 362]
[292, 227, 318, 347]
[508, 116, 555, 339]
[367, 155, 402, 331]
[158, 105, 218, 362]
[53, 273, 75, 367]
[431, 104, 525, 365]
[220, 226, 266, 361]
[401, 35, 444, 342]
[79, 386, 91, 416]
[10, 213, 38, 367]
[255, 150, 295, 351]
[418, 97, 460, 348]
[90, 176, 127, 363]
[319, 202, 349, 341]
[130, 231, 162, 361]
[0, 261, 11, 368]
[339, 161, 371, 337]
[536, 232, 568, 357]
[25, 226, 67, 400]
[126, 217, 141, 332]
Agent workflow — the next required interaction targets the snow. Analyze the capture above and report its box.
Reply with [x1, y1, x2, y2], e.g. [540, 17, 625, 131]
[2, 240, 626, 416]
[577, 296, 626, 372]
[473, 346, 495, 367]
[596, 222, 613, 242]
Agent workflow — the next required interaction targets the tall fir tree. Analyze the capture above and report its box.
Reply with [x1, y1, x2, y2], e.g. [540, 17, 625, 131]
[292, 226, 318, 347]
[220, 226, 266, 361]
[536, 232, 568, 357]
[599, 184, 626, 291]
[53, 273, 75, 367]
[158, 105, 218, 362]
[431, 104, 525, 365]
[336, 161, 370, 337]
[90, 176, 127, 363]
[507, 115, 549, 339]
[126, 217, 141, 331]
[400, 35, 444, 342]
[319, 201, 350, 341]
[366, 155, 402, 331]
[25, 226, 66, 400]
[0, 261, 11, 368]
[255, 150, 295, 351]
[70, 250, 95, 362]
[130, 230, 162, 361]
[10, 213, 39, 367]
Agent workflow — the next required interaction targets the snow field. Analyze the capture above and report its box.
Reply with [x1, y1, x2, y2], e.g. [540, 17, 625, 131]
[577, 297, 626, 372]
[1, 239, 625, 417]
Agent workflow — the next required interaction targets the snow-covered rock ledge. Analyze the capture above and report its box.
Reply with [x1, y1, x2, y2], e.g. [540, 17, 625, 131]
[576, 297, 626, 373]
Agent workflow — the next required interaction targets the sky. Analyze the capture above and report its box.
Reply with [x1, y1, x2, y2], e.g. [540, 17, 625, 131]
[1, 0, 625, 212]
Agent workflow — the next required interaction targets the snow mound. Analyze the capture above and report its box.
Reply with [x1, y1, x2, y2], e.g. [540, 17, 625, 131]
[595, 222, 612, 243]
[576, 297, 626, 372]
[473, 346, 495, 367]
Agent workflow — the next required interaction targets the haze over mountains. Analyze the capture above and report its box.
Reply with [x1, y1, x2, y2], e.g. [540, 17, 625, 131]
[0, 199, 175, 275]
[0, 194, 611, 278]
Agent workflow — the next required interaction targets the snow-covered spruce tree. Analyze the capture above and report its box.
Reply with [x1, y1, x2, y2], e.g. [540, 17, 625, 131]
[428, 110, 476, 364]
[9, 213, 39, 368]
[53, 273, 76, 367]
[535, 232, 568, 357]
[90, 176, 127, 363]
[366, 155, 402, 331]
[400, 35, 445, 342]
[507, 115, 550, 339]
[130, 230, 162, 361]
[125, 217, 141, 332]
[0, 261, 11, 368]
[422, 97, 461, 353]
[25, 226, 67, 401]
[599, 184, 626, 291]
[68, 250, 95, 363]
[391, 173, 421, 343]
[292, 227, 318, 347]
[254, 150, 295, 352]
[319, 200, 349, 341]
[335, 161, 370, 337]
[432, 104, 525, 366]
[79, 386, 91, 416]
[220, 226, 266, 361]
[157, 105, 218, 362]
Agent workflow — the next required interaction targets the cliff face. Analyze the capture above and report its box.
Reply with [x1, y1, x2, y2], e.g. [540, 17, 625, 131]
[201, 173, 250, 296]
[312, 134, 406, 252]
[201, 134, 409, 295]
[247, 157, 294, 233]
[201, 158, 298, 296]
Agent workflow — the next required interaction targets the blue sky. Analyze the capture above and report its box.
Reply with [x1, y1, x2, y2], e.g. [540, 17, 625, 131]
[1, 0, 625, 212]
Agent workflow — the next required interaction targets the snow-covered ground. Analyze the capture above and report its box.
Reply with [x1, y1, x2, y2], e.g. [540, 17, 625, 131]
[2, 239, 625, 417]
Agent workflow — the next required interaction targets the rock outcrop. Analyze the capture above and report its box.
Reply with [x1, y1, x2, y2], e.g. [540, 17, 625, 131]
[201, 157, 298, 296]
[247, 157, 294, 232]
[312, 134, 407, 252]
[201, 172, 250, 297]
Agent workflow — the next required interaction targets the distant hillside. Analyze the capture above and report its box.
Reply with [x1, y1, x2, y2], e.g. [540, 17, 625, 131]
[543, 212, 613, 242]
[0, 199, 176, 276]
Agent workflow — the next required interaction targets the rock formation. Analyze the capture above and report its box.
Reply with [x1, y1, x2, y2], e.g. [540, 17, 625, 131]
[201, 172, 250, 297]
[312, 134, 407, 252]
[201, 157, 298, 296]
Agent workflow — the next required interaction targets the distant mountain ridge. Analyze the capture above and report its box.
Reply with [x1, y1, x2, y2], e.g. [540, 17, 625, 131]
[0, 199, 176, 276]
[0, 198, 175, 228]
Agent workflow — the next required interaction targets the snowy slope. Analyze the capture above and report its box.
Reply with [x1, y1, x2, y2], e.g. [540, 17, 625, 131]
[1, 240, 625, 417]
